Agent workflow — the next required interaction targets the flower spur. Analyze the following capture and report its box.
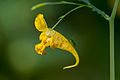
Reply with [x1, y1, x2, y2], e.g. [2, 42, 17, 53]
[35, 14, 80, 70]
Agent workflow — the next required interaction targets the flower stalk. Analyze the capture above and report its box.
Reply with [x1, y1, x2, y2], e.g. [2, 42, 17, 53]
[52, 5, 89, 29]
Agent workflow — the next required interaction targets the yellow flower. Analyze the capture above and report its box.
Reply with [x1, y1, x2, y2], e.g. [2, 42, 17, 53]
[34, 14, 80, 70]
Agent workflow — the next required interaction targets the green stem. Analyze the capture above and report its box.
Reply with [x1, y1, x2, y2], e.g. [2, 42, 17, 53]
[31, 1, 84, 10]
[52, 5, 89, 29]
[109, 0, 119, 80]
[109, 19, 115, 80]
[32, 1, 110, 20]
[110, 0, 119, 19]
[78, 0, 110, 20]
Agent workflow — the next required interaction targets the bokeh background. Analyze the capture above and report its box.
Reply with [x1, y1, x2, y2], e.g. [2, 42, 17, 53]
[0, 0, 120, 80]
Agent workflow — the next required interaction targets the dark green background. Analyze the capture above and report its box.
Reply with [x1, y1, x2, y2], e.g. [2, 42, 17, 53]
[0, 0, 120, 80]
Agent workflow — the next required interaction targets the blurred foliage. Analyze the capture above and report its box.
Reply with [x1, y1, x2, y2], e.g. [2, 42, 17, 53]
[0, 0, 120, 80]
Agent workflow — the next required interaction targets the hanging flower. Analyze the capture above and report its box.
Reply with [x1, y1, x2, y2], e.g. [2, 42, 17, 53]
[34, 14, 79, 70]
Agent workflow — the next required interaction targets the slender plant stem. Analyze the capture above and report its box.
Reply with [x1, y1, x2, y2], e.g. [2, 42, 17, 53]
[52, 5, 89, 29]
[31, 1, 85, 10]
[109, 19, 115, 80]
[32, 1, 110, 20]
[109, 0, 119, 80]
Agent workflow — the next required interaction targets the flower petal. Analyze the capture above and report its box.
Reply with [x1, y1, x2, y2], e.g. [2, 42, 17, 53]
[35, 43, 46, 55]
[35, 14, 48, 32]
[39, 32, 46, 41]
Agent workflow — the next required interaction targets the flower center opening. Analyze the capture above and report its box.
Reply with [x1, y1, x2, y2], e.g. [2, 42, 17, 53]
[45, 28, 55, 37]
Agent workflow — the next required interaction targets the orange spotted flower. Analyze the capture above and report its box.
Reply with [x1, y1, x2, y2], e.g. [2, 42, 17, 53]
[35, 14, 79, 69]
